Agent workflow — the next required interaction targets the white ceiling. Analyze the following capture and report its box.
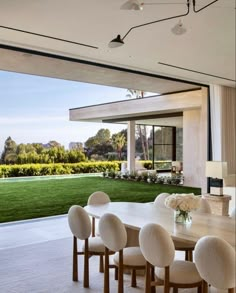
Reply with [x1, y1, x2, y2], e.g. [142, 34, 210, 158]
[0, 0, 235, 90]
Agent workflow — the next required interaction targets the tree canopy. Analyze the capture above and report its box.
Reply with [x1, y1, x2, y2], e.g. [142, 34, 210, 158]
[0, 137, 86, 164]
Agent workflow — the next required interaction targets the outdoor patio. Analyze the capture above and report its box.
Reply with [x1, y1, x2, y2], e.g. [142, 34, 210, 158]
[0, 215, 228, 293]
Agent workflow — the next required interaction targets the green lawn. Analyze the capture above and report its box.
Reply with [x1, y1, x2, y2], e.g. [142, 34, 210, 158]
[0, 177, 201, 223]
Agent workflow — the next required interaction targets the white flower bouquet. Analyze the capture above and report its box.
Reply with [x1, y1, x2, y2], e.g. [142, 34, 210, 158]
[165, 193, 200, 223]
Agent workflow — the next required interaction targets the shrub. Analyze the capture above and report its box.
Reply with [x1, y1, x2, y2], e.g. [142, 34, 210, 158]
[0, 162, 119, 178]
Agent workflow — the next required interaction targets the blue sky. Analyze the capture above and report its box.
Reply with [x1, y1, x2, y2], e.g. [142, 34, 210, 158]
[0, 70, 128, 152]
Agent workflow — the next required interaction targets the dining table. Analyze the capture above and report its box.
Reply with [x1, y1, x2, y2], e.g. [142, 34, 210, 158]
[84, 201, 235, 248]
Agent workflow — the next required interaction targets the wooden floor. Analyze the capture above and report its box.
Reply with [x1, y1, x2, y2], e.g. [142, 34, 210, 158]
[0, 215, 228, 293]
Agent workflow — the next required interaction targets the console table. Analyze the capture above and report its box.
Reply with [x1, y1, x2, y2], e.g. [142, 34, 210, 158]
[203, 194, 232, 216]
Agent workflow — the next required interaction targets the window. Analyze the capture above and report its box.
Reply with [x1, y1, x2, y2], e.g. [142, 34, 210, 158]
[152, 126, 182, 170]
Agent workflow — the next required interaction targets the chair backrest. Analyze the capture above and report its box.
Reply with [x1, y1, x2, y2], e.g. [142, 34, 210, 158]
[99, 213, 127, 252]
[230, 207, 236, 219]
[68, 205, 91, 240]
[195, 236, 236, 289]
[139, 223, 175, 268]
[196, 198, 211, 214]
[153, 193, 170, 208]
[87, 191, 110, 205]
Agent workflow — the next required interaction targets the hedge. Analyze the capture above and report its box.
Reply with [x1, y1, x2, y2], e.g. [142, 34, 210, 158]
[0, 160, 171, 178]
[0, 162, 120, 178]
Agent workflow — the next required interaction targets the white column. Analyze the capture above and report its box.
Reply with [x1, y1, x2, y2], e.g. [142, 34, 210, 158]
[210, 84, 236, 173]
[127, 121, 136, 172]
[183, 88, 208, 192]
[209, 85, 223, 160]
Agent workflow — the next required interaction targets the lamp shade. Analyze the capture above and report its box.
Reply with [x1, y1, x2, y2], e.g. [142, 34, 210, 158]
[205, 161, 228, 179]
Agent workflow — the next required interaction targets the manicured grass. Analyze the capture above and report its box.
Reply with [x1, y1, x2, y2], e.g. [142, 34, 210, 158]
[0, 177, 201, 223]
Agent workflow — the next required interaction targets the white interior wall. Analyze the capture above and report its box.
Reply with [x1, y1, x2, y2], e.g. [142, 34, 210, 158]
[210, 85, 236, 174]
[210, 85, 236, 213]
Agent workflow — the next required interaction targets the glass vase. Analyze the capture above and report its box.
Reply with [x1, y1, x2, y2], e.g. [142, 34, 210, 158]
[174, 210, 192, 224]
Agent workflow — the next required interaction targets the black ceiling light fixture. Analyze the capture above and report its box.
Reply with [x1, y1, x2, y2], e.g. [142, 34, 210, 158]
[109, 35, 124, 48]
[121, 0, 186, 11]
[109, 0, 220, 48]
[0, 25, 99, 49]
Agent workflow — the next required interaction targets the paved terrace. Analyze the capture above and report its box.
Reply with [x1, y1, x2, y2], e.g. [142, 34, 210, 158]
[0, 215, 227, 292]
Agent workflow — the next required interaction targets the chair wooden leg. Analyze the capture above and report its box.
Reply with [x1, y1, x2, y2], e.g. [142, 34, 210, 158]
[92, 217, 95, 237]
[197, 284, 202, 293]
[173, 287, 178, 293]
[150, 265, 156, 293]
[83, 238, 89, 288]
[202, 280, 208, 293]
[188, 250, 193, 262]
[145, 261, 151, 293]
[72, 236, 78, 282]
[104, 247, 110, 293]
[131, 269, 136, 287]
[164, 266, 170, 293]
[118, 250, 124, 293]
[185, 250, 188, 261]
[99, 255, 104, 273]
[114, 267, 118, 280]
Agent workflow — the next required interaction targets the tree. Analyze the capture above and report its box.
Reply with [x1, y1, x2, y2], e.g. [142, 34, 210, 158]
[67, 149, 86, 163]
[112, 133, 126, 160]
[1, 136, 17, 164]
[97, 129, 110, 142]
[32, 143, 44, 154]
[85, 136, 99, 149]
[85, 128, 112, 159]
[126, 90, 149, 160]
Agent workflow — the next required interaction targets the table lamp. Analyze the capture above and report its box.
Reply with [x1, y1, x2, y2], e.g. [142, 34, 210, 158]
[205, 161, 228, 196]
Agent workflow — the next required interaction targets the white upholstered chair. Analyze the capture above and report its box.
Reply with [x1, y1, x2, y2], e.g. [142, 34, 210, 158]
[173, 197, 211, 261]
[153, 193, 171, 208]
[87, 191, 110, 236]
[196, 198, 212, 214]
[99, 213, 146, 293]
[154, 192, 195, 261]
[195, 235, 235, 292]
[68, 205, 106, 287]
[139, 223, 202, 292]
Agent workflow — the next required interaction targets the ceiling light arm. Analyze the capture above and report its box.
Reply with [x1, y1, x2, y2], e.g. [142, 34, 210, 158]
[0, 25, 99, 49]
[192, 0, 220, 13]
[122, 0, 190, 41]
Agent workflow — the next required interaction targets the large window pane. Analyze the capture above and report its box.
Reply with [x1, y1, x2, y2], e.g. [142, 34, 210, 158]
[176, 127, 183, 161]
[154, 127, 173, 144]
[154, 145, 173, 160]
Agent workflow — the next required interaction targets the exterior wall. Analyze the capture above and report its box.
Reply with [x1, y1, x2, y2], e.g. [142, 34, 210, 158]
[183, 88, 208, 192]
